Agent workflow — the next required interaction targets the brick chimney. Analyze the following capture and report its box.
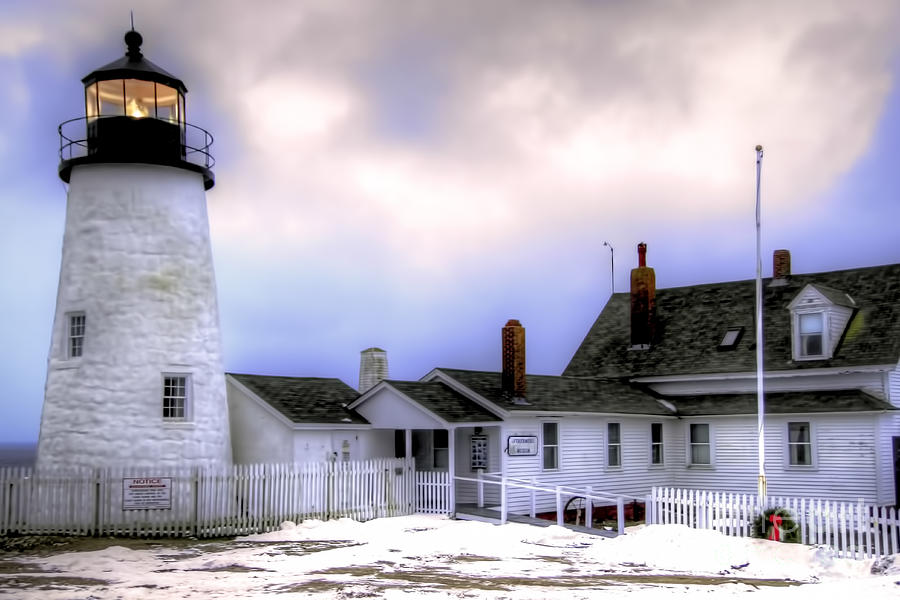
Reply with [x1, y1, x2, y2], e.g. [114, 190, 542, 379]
[501, 319, 526, 398]
[773, 249, 791, 281]
[359, 347, 389, 392]
[630, 243, 656, 349]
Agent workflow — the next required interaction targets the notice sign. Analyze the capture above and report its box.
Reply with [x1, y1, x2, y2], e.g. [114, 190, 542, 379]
[122, 477, 172, 510]
[507, 436, 538, 456]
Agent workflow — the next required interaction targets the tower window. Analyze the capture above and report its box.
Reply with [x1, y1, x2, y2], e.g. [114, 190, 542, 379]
[67, 313, 86, 359]
[163, 375, 190, 421]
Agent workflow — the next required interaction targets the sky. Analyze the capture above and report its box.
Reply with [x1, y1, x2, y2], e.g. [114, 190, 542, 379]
[1, 0, 899, 444]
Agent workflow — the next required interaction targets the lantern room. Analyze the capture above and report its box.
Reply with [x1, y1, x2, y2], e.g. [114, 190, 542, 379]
[59, 30, 214, 189]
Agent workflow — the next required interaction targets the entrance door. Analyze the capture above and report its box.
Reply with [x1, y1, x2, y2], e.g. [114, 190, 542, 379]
[893, 437, 900, 507]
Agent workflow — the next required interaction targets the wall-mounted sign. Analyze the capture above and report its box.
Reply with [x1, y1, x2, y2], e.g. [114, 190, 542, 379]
[123, 477, 172, 510]
[507, 436, 538, 456]
[471, 434, 488, 470]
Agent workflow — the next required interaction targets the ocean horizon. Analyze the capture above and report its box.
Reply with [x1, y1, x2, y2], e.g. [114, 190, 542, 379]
[0, 443, 37, 468]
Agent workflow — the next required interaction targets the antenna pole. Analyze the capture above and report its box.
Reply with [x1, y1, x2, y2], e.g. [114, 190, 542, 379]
[603, 242, 614, 293]
[754, 144, 767, 507]
[130, 10, 135, 30]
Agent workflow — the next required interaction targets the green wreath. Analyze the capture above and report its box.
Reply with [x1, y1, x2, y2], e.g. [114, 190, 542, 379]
[751, 507, 800, 543]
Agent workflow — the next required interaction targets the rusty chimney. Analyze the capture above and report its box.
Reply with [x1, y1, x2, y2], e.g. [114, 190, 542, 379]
[773, 249, 791, 281]
[501, 319, 526, 398]
[630, 243, 656, 349]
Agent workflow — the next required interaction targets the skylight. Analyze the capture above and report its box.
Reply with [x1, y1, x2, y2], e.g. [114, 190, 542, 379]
[718, 327, 743, 349]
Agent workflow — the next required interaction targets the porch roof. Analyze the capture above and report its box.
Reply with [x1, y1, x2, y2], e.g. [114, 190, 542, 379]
[667, 389, 896, 416]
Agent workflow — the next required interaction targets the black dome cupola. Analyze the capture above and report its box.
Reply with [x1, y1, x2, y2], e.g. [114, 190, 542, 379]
[59, 30, 214, 189]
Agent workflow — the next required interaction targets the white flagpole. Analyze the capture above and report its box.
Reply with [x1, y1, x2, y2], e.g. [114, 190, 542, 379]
[755, 144, 767, 506]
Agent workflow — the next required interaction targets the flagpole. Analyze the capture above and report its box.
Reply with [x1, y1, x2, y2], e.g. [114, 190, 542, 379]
[755, 144, 767, 506]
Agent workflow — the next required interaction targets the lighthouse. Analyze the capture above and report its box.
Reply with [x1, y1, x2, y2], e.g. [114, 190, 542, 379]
[36, 30, 231, 470]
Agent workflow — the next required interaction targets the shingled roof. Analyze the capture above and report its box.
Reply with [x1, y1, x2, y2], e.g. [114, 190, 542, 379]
[228, 373, 367, 425]
[434, 369, 672, 415]
[383, 381, 502, 423]
[564, 263, 900, 378]
[667, 390, 896, 416]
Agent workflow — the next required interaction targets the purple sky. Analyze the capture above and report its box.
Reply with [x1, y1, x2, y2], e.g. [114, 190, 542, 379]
[2, 1, 899, 444]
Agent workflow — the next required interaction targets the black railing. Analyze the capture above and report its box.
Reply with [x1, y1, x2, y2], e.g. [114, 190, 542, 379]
[58, 115, 214, 170]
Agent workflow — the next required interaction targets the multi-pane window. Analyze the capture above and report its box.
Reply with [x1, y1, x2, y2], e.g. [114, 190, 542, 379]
[607, 423, 621, 467]
[68, 313, 85, 358]
[162, 375, 188, 420]
[799, 313, 824, 357]
[433, 429, 449, 469]
[651, 423, 664, 465]
[788, 422, 812, 466]
[690, 423, 711, 465]
[542, 422, 559, 470]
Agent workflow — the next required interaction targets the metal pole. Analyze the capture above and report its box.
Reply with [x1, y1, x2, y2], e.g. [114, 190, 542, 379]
[603, 242, 614, 293]
[754, 145, 767, 504]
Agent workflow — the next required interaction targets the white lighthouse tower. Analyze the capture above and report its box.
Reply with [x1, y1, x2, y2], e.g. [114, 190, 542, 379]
[36, 30, 231, 470]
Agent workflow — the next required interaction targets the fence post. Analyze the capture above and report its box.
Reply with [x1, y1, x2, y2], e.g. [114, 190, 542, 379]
[530, 478, 536, 518]
[477, 470, 484, 508]
[556, 486, 563, 526]
[646, 492, 653, 525]
[500, 477, 508, 525]
[616, 496, 625, 535]
[585, 486, 593, 529]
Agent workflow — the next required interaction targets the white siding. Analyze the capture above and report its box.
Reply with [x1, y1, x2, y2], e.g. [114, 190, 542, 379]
[675, 415, 879, 503]
[498, 417, 675, 515]
[828, 306, 854, 355]
[876, 363, 900, 504]
[227, 379, 292, 464]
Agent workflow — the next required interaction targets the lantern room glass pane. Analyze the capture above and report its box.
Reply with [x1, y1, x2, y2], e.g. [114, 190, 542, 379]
[156, 83, 180, 123]
[85, 83, 99, 120]
[97, 80, 125, 116]
[124, 79, 155, 119]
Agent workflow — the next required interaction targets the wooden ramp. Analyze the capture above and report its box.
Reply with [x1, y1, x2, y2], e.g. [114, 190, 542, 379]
[454, 504, 619, 538]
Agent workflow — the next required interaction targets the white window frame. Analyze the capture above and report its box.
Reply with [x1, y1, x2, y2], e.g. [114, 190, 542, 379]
[542, 422, 559, 471]
[162, 373, 191, 422]
[785, 421, 816, 469]
[66, 311, 86, 359]
[650, 422, 664, 466]
[687, 422, 714, 467]
[794, 310, 827, 360]
[606, 422, 622, 469]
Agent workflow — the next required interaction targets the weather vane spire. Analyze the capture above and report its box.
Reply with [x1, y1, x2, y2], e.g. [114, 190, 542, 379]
[130, 10, 135, 31]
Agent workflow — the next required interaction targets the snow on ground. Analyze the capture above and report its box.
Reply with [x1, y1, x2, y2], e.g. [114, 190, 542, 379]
[1, 516, 897, 599]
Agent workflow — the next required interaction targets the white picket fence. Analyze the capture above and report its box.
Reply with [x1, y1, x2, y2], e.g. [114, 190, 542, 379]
[0, 459, 453, 537]
[646, 487, 900, 560]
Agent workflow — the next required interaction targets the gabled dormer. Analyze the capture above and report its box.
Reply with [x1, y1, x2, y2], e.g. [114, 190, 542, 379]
[787, 284, 856, 361]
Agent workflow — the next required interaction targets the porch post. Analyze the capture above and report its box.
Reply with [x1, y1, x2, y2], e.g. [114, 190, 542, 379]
[448, 427, 456, 515]
[405, 429, 412, 460]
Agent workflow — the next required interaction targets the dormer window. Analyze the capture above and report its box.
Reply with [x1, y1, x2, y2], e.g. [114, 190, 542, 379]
[798, 313, 824, 357]
[718, 327, 743, 350]
[788, 283, 856, 361]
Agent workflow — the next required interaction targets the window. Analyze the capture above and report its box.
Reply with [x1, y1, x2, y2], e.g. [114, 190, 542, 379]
[689, 423, 711, 465]
[542, 422, 558, 470]
[607, 423, 621, 467]
[67, 313, 86, 359]
[788, 422, 812, 466]
[718, 327, 743, 350]
[162, 375, 189, 420]
[798, 313, 824, 357]
[651, 423, 663, 465]
[433, 429, 449, 469]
